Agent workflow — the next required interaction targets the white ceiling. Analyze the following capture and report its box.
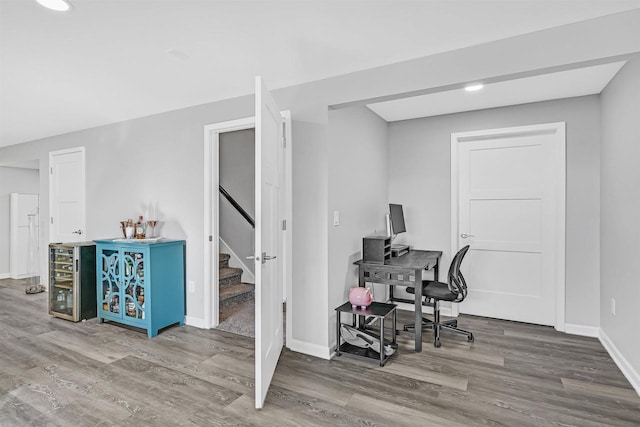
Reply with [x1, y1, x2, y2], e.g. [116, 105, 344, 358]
[367, 61, 627, 122]
[1, 1, 640, 147]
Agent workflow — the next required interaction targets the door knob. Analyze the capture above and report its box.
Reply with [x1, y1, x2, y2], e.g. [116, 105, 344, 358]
[72, 229, 83, 235]
[261, 252, 276, 264]
[460, 233, 475, 239]
[247, 253, 276, 264]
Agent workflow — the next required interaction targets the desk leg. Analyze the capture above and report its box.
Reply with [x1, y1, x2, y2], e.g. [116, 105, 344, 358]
[414, 268, 423, 352]
[358, 266, 365, 328]
[380, 317, 385, 366]
[392, 309, 397, 346]
[434, 258, 440, 282]
[336, 312, 341, 356]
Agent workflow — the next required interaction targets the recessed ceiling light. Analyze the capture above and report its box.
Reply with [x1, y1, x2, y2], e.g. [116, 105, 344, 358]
[465, 83, 484, 92]
[36, 0, 71, 12]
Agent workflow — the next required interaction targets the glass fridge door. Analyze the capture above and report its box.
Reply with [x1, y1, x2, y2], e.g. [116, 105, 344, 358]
[49, 246, 75, 318]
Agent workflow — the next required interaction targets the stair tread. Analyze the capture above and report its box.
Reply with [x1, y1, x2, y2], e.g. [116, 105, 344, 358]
[219, 267, 243, 280]
[220, 282, 254, 300]
[219, 253, 230, 260]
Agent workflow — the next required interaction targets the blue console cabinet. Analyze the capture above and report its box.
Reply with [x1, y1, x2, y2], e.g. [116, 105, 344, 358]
[95, 239, 185, 338]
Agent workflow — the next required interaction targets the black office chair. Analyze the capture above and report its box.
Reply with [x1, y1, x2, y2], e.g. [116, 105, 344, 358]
[404, 245, 474, 348]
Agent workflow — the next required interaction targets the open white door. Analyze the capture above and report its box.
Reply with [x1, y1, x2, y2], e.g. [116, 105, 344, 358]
[254, 76, 284, 409]
[49, 147, 86, 243]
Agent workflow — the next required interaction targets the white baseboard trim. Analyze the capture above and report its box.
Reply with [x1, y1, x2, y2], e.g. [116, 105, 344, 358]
[287, 338, 331, 360]
[564, 323, 599, 338]
[0, 273, 9, 279]
[599, 329, 640, 396]
[185, 315, 208, 329]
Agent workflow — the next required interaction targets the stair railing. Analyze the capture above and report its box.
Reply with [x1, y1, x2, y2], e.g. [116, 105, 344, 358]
[219, 185, 255, 228]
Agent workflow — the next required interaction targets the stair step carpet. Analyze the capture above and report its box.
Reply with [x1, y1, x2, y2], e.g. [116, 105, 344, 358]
[217, 254, 255, 336]
[219, 267, 253, 314]
[220, 283, 255, 322]
[219, 252, 230, 269]
[219, 266, 242, 289]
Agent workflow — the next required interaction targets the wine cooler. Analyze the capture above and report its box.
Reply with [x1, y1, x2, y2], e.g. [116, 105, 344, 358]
[49, 242, 97, 321]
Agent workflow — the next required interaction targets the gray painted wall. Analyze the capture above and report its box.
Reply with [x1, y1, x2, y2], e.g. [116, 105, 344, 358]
[289, 120, 329, 348]
[0, 95, 331, 351]
[0, 11, 636, 355]
[388, 95, 601, 327]
[600, 58, 640, 374]
[0, 95, 257, 322]
[219, 128, 255, 275]
[0, 166, 39, 275]
[327, 106, 389, 345]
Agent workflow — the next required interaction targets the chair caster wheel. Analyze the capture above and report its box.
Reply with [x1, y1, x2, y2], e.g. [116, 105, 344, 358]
[434, 339, 441, 348]
[468, 334, 474, 342]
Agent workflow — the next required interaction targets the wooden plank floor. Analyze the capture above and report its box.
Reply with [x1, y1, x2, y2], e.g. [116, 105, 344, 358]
[1, 278, 639, 426]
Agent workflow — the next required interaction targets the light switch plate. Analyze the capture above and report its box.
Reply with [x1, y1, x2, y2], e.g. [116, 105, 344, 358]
[333, 210, 340, 226]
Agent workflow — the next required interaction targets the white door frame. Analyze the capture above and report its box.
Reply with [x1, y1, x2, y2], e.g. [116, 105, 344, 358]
[450, 122, 566, 331]
[203, 112, 292, 332]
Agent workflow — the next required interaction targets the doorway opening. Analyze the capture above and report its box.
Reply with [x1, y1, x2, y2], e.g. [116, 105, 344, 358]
[217, 127, 257, 337]
[202, 113, 292, 338]
[0, 160, 41, 288]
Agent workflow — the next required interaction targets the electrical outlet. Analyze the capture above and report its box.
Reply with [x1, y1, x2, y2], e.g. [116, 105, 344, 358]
[611, 298, 616, 316]
[188, 281, 195, 293]
[333, 210, 340, 226]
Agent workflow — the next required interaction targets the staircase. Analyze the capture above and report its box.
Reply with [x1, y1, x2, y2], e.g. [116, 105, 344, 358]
[219, 253, 254, 322]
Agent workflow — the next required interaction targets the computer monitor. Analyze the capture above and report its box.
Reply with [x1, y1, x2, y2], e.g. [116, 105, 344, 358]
[389, 203, 406, 235]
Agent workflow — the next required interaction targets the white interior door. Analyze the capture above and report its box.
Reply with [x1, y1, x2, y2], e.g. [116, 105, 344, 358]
[254, 76, 284, 409]
[453, 123, 565, 327]
[9, 193, 39, 278]
[49, 147, 86, 243]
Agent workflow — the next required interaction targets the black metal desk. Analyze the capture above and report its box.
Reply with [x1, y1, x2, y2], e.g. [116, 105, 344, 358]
[354, 250, 442, 352]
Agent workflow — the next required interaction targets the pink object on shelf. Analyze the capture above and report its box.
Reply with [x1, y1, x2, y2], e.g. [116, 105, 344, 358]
[349, 287, 373, 309]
